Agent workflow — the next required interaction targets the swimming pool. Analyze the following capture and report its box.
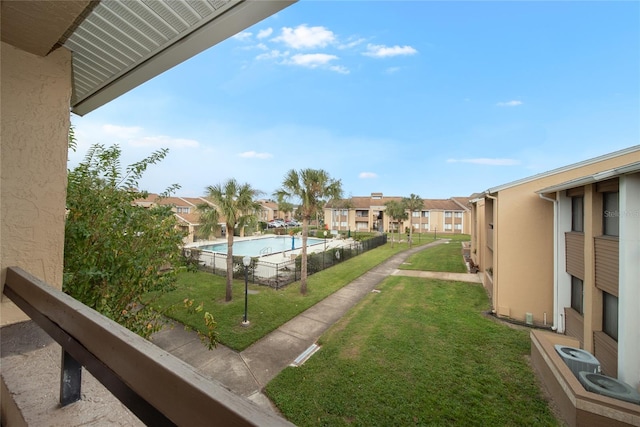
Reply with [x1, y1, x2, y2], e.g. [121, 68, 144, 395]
[199, 236, 325, 257]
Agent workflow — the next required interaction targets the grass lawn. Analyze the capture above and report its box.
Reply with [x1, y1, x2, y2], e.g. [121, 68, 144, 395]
[149, 238, 435, 351]
[265, 276, 559, 426]
[399, 235, 470, 273]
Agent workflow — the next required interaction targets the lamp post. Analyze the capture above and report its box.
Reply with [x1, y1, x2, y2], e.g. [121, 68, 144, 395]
[242, 256, 251, 326]
[323, 230, 328, 269]
[434, 226, 437, 240]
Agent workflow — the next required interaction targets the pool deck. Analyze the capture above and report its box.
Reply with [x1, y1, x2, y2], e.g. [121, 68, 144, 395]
[187, 235, 354, 262]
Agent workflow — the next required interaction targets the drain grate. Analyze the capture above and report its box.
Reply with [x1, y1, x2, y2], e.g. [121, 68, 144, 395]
[291, 343, 320, 367]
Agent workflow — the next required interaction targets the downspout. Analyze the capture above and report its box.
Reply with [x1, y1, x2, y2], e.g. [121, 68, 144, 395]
[485, 193, 498, 315]
[539, 193, 560, 332]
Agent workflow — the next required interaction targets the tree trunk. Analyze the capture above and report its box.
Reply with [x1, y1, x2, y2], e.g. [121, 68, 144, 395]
[409, 218, 413, 248]
[300, 218, 308, 294]
[225, 226, 234, 301]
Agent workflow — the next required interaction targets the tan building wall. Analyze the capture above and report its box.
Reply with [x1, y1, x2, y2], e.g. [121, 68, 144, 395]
[325, 195, 471, 236]
[0, 42, 72, 325]
[471, 148, 640, 330]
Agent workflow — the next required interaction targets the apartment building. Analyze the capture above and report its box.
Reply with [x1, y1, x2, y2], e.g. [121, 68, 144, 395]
[324, 193, 471, 235]
[470, 146, 639, 397]
[134, 194, 221, 243]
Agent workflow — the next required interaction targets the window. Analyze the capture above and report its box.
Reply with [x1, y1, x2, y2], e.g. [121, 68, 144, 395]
[422, 211, 429, 218]
[445, 212, 452, 218]
[444, 223, 452, 230]
[571, 196, 583, 232]
[570, 276, 583, 315]
[603, 292, 618, 341]
[454, 212, 463, 218]
[412, 211, 420, 218]
[422, 223, 429, 230]
[177, 207, 190, 214]
[341, 209, 348, 216]
[454, 224, 462, 230]
[603, 192, 619, 236]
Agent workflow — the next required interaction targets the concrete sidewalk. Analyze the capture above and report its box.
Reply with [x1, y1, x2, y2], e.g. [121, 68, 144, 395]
[150, 239, 482, 415]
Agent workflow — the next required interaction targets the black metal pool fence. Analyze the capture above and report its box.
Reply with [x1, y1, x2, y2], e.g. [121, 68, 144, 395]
[183, 234, 388, 290]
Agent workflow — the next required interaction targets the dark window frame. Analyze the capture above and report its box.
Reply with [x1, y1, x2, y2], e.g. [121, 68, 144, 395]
[603, 191, 619, 237]
[571, 196, 584, 232]
[570, 275, 583, 315]
[602, 291, 619, 341]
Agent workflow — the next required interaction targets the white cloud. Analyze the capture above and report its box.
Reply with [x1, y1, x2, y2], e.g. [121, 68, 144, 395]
[285, 53, 338, 68]
[239, 151, 273, 159]
[102, 124, 143, 139]
[129, 135, 199, 149]
[385, 67, 401, 74]
[338, 37, 366, 50]
[496, 100, 523, 107]
[272, 24, 335, 49]
[233, 31, 253, 41]
[329, 65, 350, 74]
[257, 28, 273, 39]
[446, 158, 520, 166]
[256, 50, 288, 61]
[363, 44, 417, 58]
[359, 172, 378, 179]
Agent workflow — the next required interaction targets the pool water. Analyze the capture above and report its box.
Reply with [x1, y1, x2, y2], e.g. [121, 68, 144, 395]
[199, 236, 325, 257]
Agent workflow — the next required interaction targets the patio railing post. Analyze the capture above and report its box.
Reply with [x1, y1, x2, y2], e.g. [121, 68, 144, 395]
[60, 350, 82, 406]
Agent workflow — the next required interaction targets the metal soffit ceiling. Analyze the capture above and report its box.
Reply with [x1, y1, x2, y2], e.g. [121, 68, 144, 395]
[64, 0, 294, 115]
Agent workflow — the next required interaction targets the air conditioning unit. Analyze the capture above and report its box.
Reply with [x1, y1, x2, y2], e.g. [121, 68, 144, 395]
[554, 345, 601, 379]
[578, 372, 640, 405]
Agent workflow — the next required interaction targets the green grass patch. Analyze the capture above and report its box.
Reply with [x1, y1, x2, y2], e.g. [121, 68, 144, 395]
[149, 239, 433, 351]
[399, 237, 470, 273]
[265, 276, 559, 426]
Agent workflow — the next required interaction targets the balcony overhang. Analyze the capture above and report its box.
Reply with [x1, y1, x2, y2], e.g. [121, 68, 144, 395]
[536, 161, 640, 198]
[1, 0, 297, 116]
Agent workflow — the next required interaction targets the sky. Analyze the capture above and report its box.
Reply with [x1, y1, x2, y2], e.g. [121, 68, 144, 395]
[69, 1, 640, 200]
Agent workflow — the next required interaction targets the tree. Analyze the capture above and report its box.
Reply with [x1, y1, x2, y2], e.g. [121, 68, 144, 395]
[403, 194, 424, 247]
[275, 194, 294, 221]
[275, 169, 343, 295]
[198, 179, 263, 302]
[64, 144, 185, 339]
[384, 200, 407, 248]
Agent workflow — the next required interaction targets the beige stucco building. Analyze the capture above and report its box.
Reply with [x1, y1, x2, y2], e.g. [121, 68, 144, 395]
[324, 193, 471, 235]
[470, 146, 640, 394]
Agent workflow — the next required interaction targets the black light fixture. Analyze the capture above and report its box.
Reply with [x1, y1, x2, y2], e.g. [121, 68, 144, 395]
[242, 256, 251, 325]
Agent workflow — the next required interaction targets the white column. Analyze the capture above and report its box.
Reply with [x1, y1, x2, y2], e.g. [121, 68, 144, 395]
[555, 193, 572, 333]
[618, 173, 640, 389]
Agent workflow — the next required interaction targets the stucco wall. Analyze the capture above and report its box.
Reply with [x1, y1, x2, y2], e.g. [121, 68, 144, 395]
[1, 42, 71, 325]
[491, 149, 640, 327]
[495, 180, 555, 324]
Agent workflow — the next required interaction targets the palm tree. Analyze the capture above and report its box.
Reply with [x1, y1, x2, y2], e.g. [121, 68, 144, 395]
[275, 169, 343, 295]
[198, 179, 263, 302]
[384, 200, 407, 248]
[403, 194, 424, 247]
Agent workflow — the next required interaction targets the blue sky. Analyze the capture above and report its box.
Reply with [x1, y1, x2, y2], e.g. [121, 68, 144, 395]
[70, 1, 640, 200]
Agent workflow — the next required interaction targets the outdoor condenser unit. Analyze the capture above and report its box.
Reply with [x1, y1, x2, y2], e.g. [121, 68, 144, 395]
[554, 345, 601, 379]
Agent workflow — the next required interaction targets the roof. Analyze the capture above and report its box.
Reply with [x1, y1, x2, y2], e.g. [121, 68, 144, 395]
[1, 0, 296, 116]
[326, 196, 468, 211]
[486, 145, 640, 194]
[537, 160, 640, 195]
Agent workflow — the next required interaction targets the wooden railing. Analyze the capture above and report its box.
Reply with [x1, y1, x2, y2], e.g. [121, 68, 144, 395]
[2, 267, 293, 427]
